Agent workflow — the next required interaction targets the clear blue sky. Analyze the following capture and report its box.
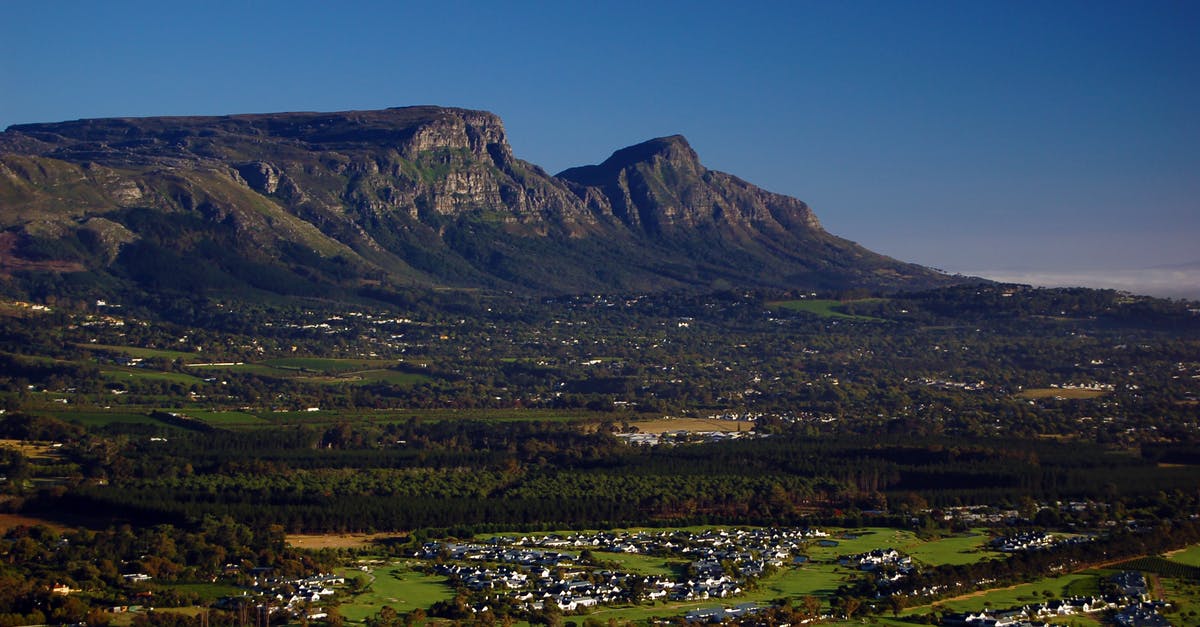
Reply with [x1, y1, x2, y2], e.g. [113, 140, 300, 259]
[3, 1, 1198, 285]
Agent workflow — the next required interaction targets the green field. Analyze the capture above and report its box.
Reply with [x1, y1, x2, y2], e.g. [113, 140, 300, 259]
[595, 552, 680, 577]
[904, 572, 1101, 615]
[769, 299, 886, 321]
[904, 532, 1000, 566]
[184, 410, 270, 427]
[1169, 545, 1200, 567]
[184, 358, 432, 387]
[102, 366, 204, 385]
[263, 357, 396, 372]
[80, 343, 200, 361]
[185, 363, 281, 375]
[1160, 577, 1200, 627]
[51, 410, 172, 428]
[153, 581, 243, 601]
[338, 564, 454, 621]
[299, 369, 432, 387]
[759, 563, 850, 599]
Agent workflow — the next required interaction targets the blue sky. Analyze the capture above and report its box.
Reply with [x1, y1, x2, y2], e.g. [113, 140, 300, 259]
[3, 1, 1198, 291]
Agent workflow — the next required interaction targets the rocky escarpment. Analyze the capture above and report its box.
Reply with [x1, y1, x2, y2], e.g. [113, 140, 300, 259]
[0, 106, 955, 297]
[559, 134, 823, 236]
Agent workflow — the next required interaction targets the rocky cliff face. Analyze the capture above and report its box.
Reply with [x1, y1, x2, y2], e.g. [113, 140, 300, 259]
[0, 106, 953, 296]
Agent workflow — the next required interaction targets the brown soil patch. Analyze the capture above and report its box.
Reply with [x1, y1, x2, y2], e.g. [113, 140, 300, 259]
[0, 513, 70, 533]
[0, 439, 64, 460]
[287, 532, 406, 550]
[0, 232, 86, 278]
[1018, 388, 1108, 400]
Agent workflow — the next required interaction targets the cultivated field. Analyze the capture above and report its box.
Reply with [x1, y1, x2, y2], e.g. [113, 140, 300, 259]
[1019, 388, 1109, 400]
[769, 299, 886, 321]
[628, 417, 751, 434]
[0, 513, 70, 533]
[287, 532, 406, 550]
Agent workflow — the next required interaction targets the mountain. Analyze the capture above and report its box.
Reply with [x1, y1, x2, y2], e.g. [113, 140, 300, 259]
[0, 106, 955, 300]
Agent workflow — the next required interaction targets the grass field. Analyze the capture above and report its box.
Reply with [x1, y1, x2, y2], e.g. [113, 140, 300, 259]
[904, 532, 1000, 566]
[184, 358, 432, 388]
[257, 408, 601, 426]
[1018, 388, 1109, 400]
[338, 564, 454, 621]
[184, 410, 270, 427]
[51, 410, 172, 428]
[80, 343, 199, 361]
[769, 299, 886, 321]
[1167, 545, 1200, 567]
[1160, 577, 1200, 627]
[595, 552, 681, 577]
[186, 363, 281, 375]
[263, 357, 396, 372]
[154, 582, 243, 601]
[904, 572, 1101, 615]
[102, 366, 204, 385]
[298, 369, 433, 387]
[759, 563, 849, 598]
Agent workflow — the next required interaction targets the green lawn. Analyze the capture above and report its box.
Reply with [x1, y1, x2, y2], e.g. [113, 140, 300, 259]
[348, 370, 432, 386]
[1169, 545, 1200, 567]
[186, 359, 431, 387]
[80, 343, 199, 361]
[758, 564, 849, 599]
[184, 410, 270, 427]
[805, 529, 913, 561]
[1160, 577, 1200, 627]
[904, 532, 1001, 566]
[769, 299, 886, 321]
[904, 573, 1101, 615]
[185, 363, 283, 376]
[263, 357, 395, 373]
[576, 600, 721, 624]
[154, 581, 243, 601]
[338, 564, 454, 621]
[102, 366, 204, 385]
[595, 552, 679, 577]
[51, 410, 170, 428]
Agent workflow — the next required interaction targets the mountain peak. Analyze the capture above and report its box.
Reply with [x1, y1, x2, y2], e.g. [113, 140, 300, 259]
[601, 134, 698, 169]
[556, 134, 703, 187]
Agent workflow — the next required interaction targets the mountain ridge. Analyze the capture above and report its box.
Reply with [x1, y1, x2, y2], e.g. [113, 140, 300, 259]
[0, 106, 959, 300]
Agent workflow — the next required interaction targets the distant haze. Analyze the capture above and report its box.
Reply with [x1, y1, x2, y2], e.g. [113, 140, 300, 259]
[969, 266, 1200, 301]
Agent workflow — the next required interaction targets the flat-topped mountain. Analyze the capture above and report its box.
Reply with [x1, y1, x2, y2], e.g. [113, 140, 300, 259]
[0, 106, 955, 299]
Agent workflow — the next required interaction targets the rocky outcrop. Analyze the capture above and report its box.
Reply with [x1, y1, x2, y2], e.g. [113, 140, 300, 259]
[559, 135, 823, 236]
[0, 106, 956, 295]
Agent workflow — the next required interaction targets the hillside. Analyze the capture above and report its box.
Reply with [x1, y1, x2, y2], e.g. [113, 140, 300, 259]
[0, 106, 955, 300]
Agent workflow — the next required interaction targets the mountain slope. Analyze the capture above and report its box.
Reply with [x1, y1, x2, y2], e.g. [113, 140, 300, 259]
[0, 106, 956, 299]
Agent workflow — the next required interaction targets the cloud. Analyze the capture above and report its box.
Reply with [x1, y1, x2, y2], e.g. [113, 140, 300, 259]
[969, 268, 1200, 301]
